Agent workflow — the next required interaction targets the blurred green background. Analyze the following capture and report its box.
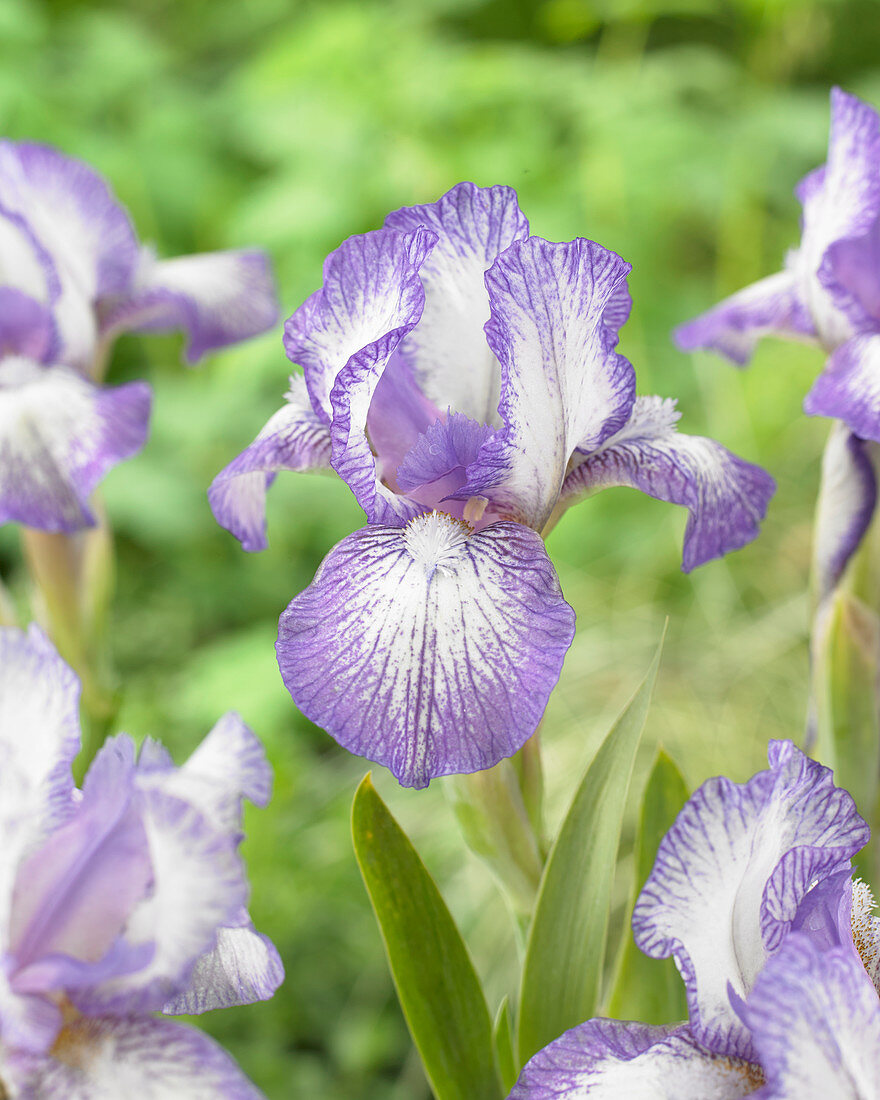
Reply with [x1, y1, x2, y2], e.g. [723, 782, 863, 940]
[2, 0, 880, 1094]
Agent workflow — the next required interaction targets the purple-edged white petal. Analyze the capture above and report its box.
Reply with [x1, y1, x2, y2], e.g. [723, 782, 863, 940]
[208, 375, 332, 552]
[100, 247, 280, 365]
[805, 333, 880, 440]
[740, 935, 880, 1098]
[0, 289, 55, 361]
[0, 357, 151, 532]
[555, 396, 775, 571]
[811, 423, 877, 606]
[162, 915, 283, 1015]
[673, 268, 815, 365]
[325, 228, 437, 524]
[276, 514, 575, 788]
[18, 1014, 264, 1099]
[632, 740, 868, 1061]
[509, 1020, 760, 1099]
[455, 237, 635, 531]
[384, 182, 530, 422]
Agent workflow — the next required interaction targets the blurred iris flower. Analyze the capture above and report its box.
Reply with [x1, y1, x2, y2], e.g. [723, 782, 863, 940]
[511, 741, 880, 1098]
[0, 141, 278, 533]
[0, 625, 282, 1099]
[211, 182, 774, 788]
[676, 89, 880, 603]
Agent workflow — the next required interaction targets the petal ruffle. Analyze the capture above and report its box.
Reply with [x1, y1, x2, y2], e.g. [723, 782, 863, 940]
[632, 740, 868, 1061]
[100, 248, 280, 364]
[805, 333, 880, 441]
[276, 514, 575, 788]
[740, 935, 880, 1098]
[208, 376, 332, 552]
[673, 269, 815, 366]
[509, 1020, 760, 1099]
[455, 236, 635, 531]
[0, 357, 151, 532]
[18, 1014, 264, 1099]
[384, 181, 529, 423]
[556, 396, 775, 571]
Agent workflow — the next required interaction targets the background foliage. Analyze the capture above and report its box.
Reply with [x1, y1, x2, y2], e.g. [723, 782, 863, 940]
[2, 0, 880, 1094]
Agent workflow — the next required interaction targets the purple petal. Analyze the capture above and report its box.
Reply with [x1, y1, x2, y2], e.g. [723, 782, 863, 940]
[365, 351, 443, 486]
[0, 289, 55, 361]
[558, 396, 775, 571]
[805, 333, 880, 441]
[100, 247, 280, 364]
[632, 740, 869, 1061]
[18, 1015, 265, 1099]
[455, 237, 635, 531]
[673, 269, 815, 366]
[325, 228, 438, 524]
[162, 916, 283, 1015]
[396, 412, 497, 495]
[740, 935, 880, 1097]
[510, 1020, 759, 1099]
[276, 515, 575, 788]
[384, 182, 530, 422]
[284, 225, 436, 424]
[208, 375, 332, 552]
[0, 357, 151, 532]
[811, 423, 877, 606]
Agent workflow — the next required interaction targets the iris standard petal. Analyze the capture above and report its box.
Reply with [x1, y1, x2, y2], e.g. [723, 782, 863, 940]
[17, 1014, 265, 1099]
[741, 935, 880, 1099]
[383, 181, 530, 423]
[556, 396, 775, 571]
[509, 1020, 760, 1100]
[455, 236, 635, 531]
[276, 513, 575, 788]
[805, 333, 880, 441]
[100, 247, 280, 364]
[0, 357, 151, 532]
[632, 740, 868, 1061]
[208, 375, 332, 552]
[673, 269, 815, 366]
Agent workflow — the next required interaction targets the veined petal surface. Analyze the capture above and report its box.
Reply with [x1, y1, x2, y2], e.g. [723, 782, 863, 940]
[0, 357, 151, 531]
[208, 375, 332, 552]
[457, 237, 635, 531]
[557, 396, 775, 571]
[509, 1020, 760, 1100]
[384, 181, 529, 422]
[805, 333, 880, 441]
[632, 740, 868, 1060]
[276, 514, 575, 788]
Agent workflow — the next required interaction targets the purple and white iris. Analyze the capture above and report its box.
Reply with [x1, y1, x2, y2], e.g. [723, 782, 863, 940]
[210, 182, 774, 788]
[0, 624, 283, 1098]
[510, 740, 880, 1098]
[0, 141, 278, 534]
[676, 88, 880, 601]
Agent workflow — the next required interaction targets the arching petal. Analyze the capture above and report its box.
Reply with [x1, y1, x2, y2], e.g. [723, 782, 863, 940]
[396, 412, 497, 494]
[455, 237, 635, 531]
[100, 247, 279, 364]
[805, 333, 880, 441]
[0, 358, 151, 532]
[741, 936, 880, 1099]
[208, 376, 332, 552]
[632, 740, 868, 1061]
[383, 182, 530, 422]
[18, 1015, 264, 1099]
[556, 396, 775, 571]
[509, 1020, 759, 1100]
[673, 269, 815, 366]
[276, 515, 575, 788]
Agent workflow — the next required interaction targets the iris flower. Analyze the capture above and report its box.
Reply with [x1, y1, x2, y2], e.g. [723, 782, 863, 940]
[211, 183, 774, 788]
[676, 88, 880, 602]
[510, 740, 880, 1098]
[0, 141, 278, 533]
[0, 625, 282, 1098]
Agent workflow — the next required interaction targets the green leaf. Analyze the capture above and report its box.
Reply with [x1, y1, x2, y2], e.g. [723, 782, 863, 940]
[517, 630, 665, 1065]
[352, 775, 503, 1100]
[606, 748, 689, 1023]
[493, 996, 518, 1094]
